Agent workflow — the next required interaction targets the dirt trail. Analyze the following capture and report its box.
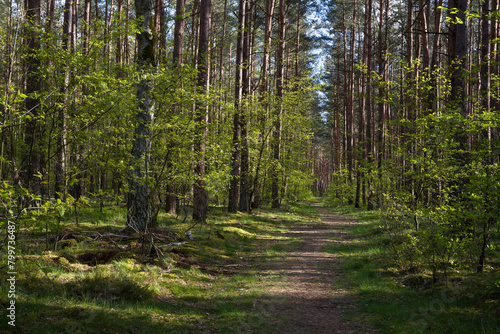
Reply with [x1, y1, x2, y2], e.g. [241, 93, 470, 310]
[258, 206, 374, 334]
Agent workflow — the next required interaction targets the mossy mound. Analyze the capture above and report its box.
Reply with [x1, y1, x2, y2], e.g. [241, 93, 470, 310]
[402, 274, 434, 289]
[58, 239, 79, 249]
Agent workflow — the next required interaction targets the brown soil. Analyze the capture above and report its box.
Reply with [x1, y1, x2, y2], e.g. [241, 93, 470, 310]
[256, 206, 376, 334]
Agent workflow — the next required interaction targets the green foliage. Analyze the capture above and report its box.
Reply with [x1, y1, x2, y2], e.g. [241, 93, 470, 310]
[326, 172, 357, 205]
[324, 205, 500, 333]
[326, 54, 500, 278]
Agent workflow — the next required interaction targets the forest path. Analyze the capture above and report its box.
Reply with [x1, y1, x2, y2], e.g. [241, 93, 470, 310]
[255, 205, 374, 334]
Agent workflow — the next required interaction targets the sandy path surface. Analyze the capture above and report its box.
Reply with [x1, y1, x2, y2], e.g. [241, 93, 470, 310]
[257, 206, 375, 334]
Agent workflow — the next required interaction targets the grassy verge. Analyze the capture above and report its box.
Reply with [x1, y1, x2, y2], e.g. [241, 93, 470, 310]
[321, 202, 500, 334]
[0, 202, 318, 333]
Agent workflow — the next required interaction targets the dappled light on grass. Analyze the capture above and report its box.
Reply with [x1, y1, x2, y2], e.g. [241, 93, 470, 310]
[3, 200, 496, 332]
[323, 204, 500, 333]
[2, 201, 359, 333]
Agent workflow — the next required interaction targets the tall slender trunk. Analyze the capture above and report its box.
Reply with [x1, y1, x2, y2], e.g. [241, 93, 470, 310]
[125, 0, 130, 64]
[239, 0, 253, 212]
[403, 0, 413, 194]
[377, 0, 387, 180]
[491, 0, 498, 112]
[478, 1, 491, 273]
[23, 0, 43, 199]
[429, 0, 443, 113]
[365, 0, 373, 209]
[191, 0, 200, 68]
[192, 0, 211, 221]
[295, 1, 301, 78]
[450, 0, 468, 119]
[335, 58, 342, 181]
[172, 0, 185, 68]
[72, 0, 91, 200]
[165, 0, 185, 215]
[419, 0, 430, 73]
[347, 0, 357, 183]
[55, 0, 75, 199]
[154, 0, 165, 60]
[72, 0, 78, 49]
[250, 0, 275, 210]
[228, 0, 246, 213]
[355, 5, 366, 209]
[128, 0, 156, 231]
[480, 0, 490, 113]
[83, 0, 91, 54]
[116, 0, 123, 66]
[271, 0, 286, 208]
[46, 0, 55, 32]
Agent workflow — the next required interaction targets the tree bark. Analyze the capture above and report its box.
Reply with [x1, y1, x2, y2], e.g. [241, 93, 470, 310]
[491, 0, 498, 112]
[429, 0, 443, 113]
[55, 0, 76, 199]
[192, 0, 211, 222]
[365, 0, 373, 209]
[152, 0, 165, 60]
[251, 0, 275, 210]
[228, 0, 247, 213]
[272, 0, 286, 209]
[377, 0, 388, 178]
[23, 0, 43, 199]
[172, 0, 185, 69]
[239, 0, 253, 213]
[450, 0, 468, 119]
[165, 0, 186, 215]
[128, 0, 156, 231]
[116, 0, 123, 66]
[480, 0, 490, 113]
[346, 0, 356, 183]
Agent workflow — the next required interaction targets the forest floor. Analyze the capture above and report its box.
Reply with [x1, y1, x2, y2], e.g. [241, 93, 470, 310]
[1, 200, 498, 333]
[250, 205, 374, 333]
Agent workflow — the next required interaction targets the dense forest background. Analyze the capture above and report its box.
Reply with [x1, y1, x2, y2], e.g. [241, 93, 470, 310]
[1, 0, 499, 286]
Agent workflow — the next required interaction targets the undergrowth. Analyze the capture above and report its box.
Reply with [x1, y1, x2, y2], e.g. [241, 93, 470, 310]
[322, 200, 500, 334]
[2, 199, 498, 333]
[0, 201, 314, 333]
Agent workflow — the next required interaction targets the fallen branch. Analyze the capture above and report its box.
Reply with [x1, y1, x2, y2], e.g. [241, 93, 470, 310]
[108, 239, 127, 251]
[81, 231, 140, 239]
[158, 241, 188, 249]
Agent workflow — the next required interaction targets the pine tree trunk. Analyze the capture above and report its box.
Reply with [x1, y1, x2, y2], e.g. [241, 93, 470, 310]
[272, 0, 286, 209]
[346, 0, 356, 183]
[365, 0, 373, 209]
[377, 0, 387, 179]
[128, 0, 155, 231]
[239, 0, 253, 213]
[491, 0, 498, 112]
[165, 0, 186, 215]
[117, 0, 123, 65]
[23, 0, 43, 199]
[172, 0, 185, 68]
[450, 0, 468, 119]
[429, 0, 443, 113]
[192, 0, 211, 222]
[481, 0, 490, 113]
[251, 0, 275, 210]
[55, 0, 74, 200]
[228, 0, 246, 213]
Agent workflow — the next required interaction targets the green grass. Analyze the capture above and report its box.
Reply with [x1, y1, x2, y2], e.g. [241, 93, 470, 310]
[322, 203, 500, 334]
[2, 199, 498, 333]
[0, 201, 318, 333]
